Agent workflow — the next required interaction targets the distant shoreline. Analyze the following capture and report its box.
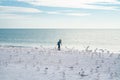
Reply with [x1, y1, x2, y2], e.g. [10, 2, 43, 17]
[0, 44, 119, 54]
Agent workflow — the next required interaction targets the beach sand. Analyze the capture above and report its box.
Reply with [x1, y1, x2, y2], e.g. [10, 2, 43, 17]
[0, 45, 120, 80]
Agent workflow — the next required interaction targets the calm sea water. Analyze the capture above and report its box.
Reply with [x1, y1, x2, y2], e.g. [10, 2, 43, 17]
[0, 29, 120, 51]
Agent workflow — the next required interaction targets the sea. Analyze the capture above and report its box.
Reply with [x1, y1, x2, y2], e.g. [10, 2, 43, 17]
[0, 29, 120, 52]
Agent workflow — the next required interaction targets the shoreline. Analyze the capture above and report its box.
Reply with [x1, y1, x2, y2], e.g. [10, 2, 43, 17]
[0, 44, 120, 54]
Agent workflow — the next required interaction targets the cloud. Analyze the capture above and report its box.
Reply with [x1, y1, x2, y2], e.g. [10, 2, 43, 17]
[17, 0, 120, 10]
[44, 10, 90, 16]
[0, 14, 25, 20]
[45, 11, 90, 16]
[65, 13, 90, 16]
[0, 5, 90, 17]
[46, 11, 60, 15]
[0, 6, 42, 13]
[0, 13, 28, 19]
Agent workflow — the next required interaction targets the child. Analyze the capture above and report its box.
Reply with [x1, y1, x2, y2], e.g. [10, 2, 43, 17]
[57, 39, 62, 50]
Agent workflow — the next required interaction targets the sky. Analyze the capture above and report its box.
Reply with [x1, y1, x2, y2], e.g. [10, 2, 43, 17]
[0, 0, 120, 28]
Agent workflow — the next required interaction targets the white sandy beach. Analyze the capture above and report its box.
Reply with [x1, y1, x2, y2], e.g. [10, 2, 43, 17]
[0, 45, 120, 80]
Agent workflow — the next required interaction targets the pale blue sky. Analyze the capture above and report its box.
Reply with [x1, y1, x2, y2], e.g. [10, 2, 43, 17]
[0, 0, 120, 28]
